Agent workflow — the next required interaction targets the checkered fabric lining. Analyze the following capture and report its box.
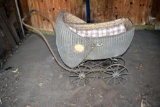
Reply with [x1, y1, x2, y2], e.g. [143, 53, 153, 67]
[69, 24, 126, 37]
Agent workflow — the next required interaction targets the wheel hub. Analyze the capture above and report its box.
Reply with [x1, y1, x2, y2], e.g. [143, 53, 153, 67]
[112, 72, 120, 77]
[79, 73, 85, 79]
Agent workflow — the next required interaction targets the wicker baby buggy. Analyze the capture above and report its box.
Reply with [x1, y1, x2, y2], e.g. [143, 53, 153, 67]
[22, 10, 135, 86]
[56, 11, 135, 68]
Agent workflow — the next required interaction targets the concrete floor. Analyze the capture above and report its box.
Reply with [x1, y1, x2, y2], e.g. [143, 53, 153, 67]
[0, 30, 160, 107]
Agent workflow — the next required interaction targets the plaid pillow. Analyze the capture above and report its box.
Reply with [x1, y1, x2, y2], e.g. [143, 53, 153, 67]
[69, 24, 126, 37]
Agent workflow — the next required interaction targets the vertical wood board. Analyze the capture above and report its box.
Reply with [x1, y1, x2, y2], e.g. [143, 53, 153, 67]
[21, 0, 154, 31]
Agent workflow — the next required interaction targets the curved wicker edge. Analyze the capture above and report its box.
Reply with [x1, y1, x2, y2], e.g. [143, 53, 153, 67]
[64, 12, 133, 31]
[56, 11, 93, 68]
[63, 11, 86, 24]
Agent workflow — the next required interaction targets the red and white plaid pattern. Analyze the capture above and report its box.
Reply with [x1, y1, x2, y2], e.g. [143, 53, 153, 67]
[69, 24, 126, 37]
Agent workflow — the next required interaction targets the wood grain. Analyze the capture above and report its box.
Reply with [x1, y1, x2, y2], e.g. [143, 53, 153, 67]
[20, 0, 155, 31]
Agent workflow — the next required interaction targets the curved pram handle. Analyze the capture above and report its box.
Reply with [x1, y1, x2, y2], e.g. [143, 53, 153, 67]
[22, 10, 73, 71]
[22, 10, 55, 32]
[22, 10, 35, 21]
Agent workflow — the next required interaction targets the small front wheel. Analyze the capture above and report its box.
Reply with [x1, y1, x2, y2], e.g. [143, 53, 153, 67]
[69, 65, 96, 86]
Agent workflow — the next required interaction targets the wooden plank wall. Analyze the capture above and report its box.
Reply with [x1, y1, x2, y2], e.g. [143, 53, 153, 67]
[19, 0, 154, 31]
[151, 0, 160, 22]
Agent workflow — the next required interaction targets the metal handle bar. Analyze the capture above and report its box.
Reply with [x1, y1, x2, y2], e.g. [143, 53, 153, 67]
[22, 10, 55, 31]
[22, 10, 73, 71]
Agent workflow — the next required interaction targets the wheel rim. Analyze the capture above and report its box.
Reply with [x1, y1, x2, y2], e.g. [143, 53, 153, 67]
[111, 57, 125, 65]
[69, 65, 96, 86]
[103, 64, 129, 85]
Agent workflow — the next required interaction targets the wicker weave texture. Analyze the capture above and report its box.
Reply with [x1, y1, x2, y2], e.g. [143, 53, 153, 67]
[86, 28, 135, 60]
[56, 11, 135, 68]
[56, 12, 92, 68]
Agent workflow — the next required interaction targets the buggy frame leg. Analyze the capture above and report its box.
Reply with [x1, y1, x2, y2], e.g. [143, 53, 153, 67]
[69, 56, 129, 86]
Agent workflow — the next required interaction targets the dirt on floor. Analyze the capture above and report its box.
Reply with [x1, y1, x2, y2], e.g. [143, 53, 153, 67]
[0, 30, 160, 107]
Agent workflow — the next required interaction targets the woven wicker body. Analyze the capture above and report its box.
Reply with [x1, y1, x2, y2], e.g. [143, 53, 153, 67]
[56, 11, 135, 68]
